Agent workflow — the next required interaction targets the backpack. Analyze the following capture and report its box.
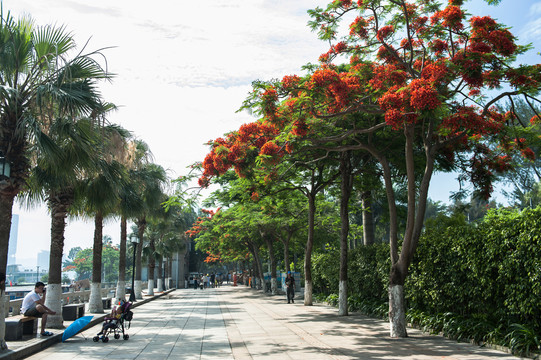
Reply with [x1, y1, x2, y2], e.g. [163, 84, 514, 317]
[124, 310, 133, 322]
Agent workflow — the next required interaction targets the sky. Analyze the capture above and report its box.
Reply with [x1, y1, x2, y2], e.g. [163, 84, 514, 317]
[3, 0, 541, 268]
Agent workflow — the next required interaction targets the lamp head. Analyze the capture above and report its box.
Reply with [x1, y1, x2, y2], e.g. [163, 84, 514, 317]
[0, 153, 10, 178]
[130, 234, 139, 244]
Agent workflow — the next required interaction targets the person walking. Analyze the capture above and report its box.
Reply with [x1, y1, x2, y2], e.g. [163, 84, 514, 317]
[285, 271, 295, 304]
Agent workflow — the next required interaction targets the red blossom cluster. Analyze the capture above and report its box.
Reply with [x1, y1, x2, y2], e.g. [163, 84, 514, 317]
[199, 119, 284, 187]
[369, 64, 408, 90]
[420, 60, 451, 84]
[308, 66, 363, 112]
[282, 75, 301, 90]
[261, 87, 279, 119]
[204, 253, 221, 263]
[530, 116, 541, 125]
[319, 41, 349, 63]
[439, 106, 504, 136]
[470, 16, 516, 56]
[349, 16, 370, 38]
[431, 5, 465, 31]
[378, 79, 441, 129]
[260, 141, 281, 156]
[376, 25, 394, 42]
[409, 79, 441, 111]
[186, 209, 217, 237]
[63, 265, 76, 272]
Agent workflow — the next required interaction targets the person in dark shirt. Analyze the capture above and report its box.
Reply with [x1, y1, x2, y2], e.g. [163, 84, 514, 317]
[285, 271, 295, 304]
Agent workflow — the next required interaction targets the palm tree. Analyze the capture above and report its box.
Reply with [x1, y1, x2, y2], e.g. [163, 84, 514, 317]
[115, 182, 142, 301]
[22, 117, 106, 328]
[75, 125, 130, 313]
[131, 163, 167, 297]
[114, 140, 149, 301]
[84, 160, 126, 313]
[0, 12, 110, 345]
[146, 201, 187, 292]
[112, 140, 161, 299]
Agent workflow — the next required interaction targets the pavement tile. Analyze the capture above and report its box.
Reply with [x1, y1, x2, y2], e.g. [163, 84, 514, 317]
[5, 286, 522, 360]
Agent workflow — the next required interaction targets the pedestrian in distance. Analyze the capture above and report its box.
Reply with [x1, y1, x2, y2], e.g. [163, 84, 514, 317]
[285, 271, 295, 304]
[21, 281, 56, 336]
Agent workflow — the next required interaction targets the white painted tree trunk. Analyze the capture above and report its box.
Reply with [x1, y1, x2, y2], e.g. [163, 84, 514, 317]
[135, 280, 143, 299]
[389, 284, 407, 337]
[44, 284, 63, 328]
[304, 280, 313, 306]
[88, 282, 104, 313]
[338, 280, 348, 316]
[271, 278, 277, 295]
[147, 279, 154, 296]
[115, 280, 126, 302]
[157, 279, 164, 292]
[0, 294, 7, 350]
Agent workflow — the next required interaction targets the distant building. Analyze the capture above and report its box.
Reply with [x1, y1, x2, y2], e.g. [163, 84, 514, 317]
[37, 250, 50, 270]
[8, 214, 18, 265]
[6, 264, 47, 285]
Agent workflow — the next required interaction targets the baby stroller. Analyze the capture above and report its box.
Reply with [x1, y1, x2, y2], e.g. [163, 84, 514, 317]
[93, 300, 133, 343]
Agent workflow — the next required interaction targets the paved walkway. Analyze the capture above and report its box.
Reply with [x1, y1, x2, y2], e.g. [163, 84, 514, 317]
[20, 285, 519, 360]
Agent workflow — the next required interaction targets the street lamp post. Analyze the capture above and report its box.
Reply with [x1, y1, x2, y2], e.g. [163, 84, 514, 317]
[129, 234, 139, 302]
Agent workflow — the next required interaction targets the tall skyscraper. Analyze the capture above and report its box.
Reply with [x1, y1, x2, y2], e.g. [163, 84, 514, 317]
[8, 214, 18, 265]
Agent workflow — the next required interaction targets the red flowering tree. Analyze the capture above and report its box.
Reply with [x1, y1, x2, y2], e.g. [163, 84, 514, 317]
[196, 114, 341, 305]
[192, 0, 541, 337]
[229, 0, 540, 337]
[188, 205, 268, 288]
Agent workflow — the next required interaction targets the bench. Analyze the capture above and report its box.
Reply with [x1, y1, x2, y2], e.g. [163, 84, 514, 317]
[102, 297, 112, 309]
[62, 303, 85, 321]
[5, 315, 38, 341]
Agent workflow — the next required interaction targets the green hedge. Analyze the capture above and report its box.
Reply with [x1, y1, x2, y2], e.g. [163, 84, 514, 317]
[312, 243, 389, 302]
[407, 208, 541, 329]
[311, 207, 541, 356]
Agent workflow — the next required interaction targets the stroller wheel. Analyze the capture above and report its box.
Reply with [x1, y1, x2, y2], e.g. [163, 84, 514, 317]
[114, 333, 120, 339]
[93, 336, 99, 342]
[123, 334, 129, 340]
[102, 336, 109, 343]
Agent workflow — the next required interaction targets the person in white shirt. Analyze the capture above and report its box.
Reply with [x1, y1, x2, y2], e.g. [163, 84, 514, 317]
[21, 282, 56, 336]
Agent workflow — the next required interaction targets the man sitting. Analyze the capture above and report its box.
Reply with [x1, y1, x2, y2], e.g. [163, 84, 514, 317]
[21, 282, 56, 336]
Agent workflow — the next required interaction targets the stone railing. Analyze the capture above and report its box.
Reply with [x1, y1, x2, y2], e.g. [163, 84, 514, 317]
[6, 287, 116, 317]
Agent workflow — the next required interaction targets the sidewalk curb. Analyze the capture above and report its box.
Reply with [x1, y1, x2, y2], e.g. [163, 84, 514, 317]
[0, 288, 175, 360]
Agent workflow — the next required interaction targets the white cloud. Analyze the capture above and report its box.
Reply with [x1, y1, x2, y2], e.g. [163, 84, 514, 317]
[4, 0, 329, 257]
[529, 1, 541, 15]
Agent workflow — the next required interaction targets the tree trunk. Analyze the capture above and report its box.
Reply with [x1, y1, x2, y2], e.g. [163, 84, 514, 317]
[248, 242, 265, 290]
[263, 233, 278, 295]
[389, 283, 407, 337]
[0, 177, 16, 347]
[338, 152, 353, 316]
[147, 237, 155, 296]
[157, 258, 164, 292]
[281, 231, 292, 272]
[89, 212, 104, 313]
[46, 194, 72, 328]
[168, 257, 173, 289]
[0, 193, 14, 284]
[116, 216, 127, 301]
[135, 218, 146, 299]
[304, 192, 316, 306]
[361, 190, 375, 246]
